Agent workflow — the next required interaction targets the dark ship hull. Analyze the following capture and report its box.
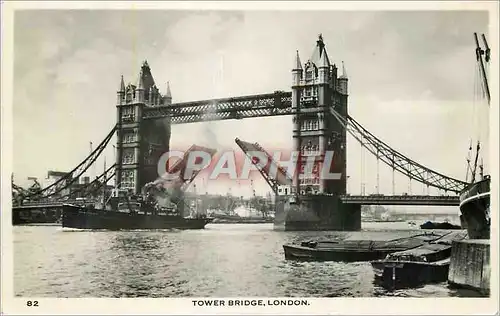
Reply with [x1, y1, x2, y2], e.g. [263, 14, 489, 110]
[62, 204, 213, 230]
[371, 231, 467, 289]
[372, 258, 451, 289]
[459, 178, 490, 239]
[420, 221, 461, 230]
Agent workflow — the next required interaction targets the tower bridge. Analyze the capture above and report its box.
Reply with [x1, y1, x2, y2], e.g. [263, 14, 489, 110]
[13, 34, 468, 230]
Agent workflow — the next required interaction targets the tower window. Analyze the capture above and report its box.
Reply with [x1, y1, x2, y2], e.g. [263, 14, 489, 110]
[122, 149, 135, 164]
[305, 69, 313, 81]
[123, 131, 137, 143]
[121, 170, 136, 189]
[121, 107, 135, 123]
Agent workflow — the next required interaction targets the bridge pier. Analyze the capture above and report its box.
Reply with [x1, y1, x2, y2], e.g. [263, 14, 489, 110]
[274, 195, 361, 231]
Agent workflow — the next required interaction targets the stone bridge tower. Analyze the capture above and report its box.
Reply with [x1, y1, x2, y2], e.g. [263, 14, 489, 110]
[291, 34, 348, 197]
[275, 34, 359, 231]
[115, 61, 172, 194]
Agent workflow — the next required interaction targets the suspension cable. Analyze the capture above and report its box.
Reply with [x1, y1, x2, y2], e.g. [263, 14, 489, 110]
[329, 108, 468, 193]
[24, 126, 116, 199]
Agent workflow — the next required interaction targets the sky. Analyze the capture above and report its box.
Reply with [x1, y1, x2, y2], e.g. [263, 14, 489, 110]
[13, 10, 490, 199]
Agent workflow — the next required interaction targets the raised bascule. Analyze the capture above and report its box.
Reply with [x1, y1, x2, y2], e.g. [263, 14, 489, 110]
[13, 34, 468, 230]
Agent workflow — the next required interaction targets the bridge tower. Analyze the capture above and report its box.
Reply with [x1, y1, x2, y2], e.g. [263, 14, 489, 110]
[292, 34, 348, 196]
[277, 34, 359, 231]
[115, 61, 172, 194]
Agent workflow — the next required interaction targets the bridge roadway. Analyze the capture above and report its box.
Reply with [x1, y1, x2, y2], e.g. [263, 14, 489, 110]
[13, 194, 460, 211]
[339, 195, 460, 206]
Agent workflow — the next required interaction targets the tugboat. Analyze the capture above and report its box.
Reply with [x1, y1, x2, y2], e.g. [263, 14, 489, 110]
[459, 33, 491, 240]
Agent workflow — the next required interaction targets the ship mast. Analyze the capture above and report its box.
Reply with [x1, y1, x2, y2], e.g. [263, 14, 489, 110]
[465, 140, 472, 183]
[466, 33, 491, 183]
[474, 32, 490, 105]
[479, 158, 484, 180]
[471, 141, 481, 184]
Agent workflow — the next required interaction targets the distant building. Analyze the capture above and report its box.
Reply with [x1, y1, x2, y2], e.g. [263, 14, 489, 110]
[45, 170, 73, 198]
[44, 171, 112, 200]
[81, 176, 90, 185]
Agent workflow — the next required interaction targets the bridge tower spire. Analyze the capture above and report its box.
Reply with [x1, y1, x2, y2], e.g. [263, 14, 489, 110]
[115, 61, 172, 194]
[164, 81, 172, 106]
[291, 34, 348, 196]
[117, 75, 125, 105]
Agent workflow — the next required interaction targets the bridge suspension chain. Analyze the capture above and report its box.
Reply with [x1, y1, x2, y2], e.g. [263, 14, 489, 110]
[56, 164, 116, 200]
[329, 107, 468, 194]
[22, 126, 116, 200]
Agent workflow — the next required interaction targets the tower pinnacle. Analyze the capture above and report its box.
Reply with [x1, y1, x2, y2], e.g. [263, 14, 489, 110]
[294, 50, 303, 70]
[119, 75, 125, 92]
[136, 71, 145, 90]
[316, 33, 325, 54]
[166, 81, 172, 98]
[340, 61, 348, 79]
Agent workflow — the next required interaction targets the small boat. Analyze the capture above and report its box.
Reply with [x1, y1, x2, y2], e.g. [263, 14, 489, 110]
[282, 232, 445, 262]
[420, 221, 462, 230]
[371, 231, 467, 289]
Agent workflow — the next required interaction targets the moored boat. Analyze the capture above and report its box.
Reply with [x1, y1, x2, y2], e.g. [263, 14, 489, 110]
[371, 231, 467, 289]
[458, 33, 491, 240]
[420, 221, 462, 230]
[459, 176, 490, 239]
[283, 232, 445, 262]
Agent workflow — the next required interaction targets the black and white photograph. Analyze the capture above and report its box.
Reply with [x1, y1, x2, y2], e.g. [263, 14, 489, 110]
[1, 1, 498, 315]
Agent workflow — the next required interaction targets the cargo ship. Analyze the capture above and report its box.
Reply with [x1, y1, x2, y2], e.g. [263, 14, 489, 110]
[459, 33, 491, 240]
[62, 203, 212, 230]
[62, 186, 213, 230]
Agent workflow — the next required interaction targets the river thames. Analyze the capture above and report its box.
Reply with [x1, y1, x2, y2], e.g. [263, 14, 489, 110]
[13, 221, 483, 298]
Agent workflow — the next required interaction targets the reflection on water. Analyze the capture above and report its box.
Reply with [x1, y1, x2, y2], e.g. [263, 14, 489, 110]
[13, 222, 484, 297]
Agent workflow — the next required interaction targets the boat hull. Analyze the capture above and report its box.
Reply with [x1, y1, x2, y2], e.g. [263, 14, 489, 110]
[371, 259, 450, 289]
[459, 178, 490, 239]
[283, 244, 392, 262]
[282, 233, 444, 262]
[370, 232, 467, 289]
[62, 204, 213, 230]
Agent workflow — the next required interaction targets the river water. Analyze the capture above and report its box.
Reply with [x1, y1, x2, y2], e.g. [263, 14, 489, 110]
[13, 222, 483, 298]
